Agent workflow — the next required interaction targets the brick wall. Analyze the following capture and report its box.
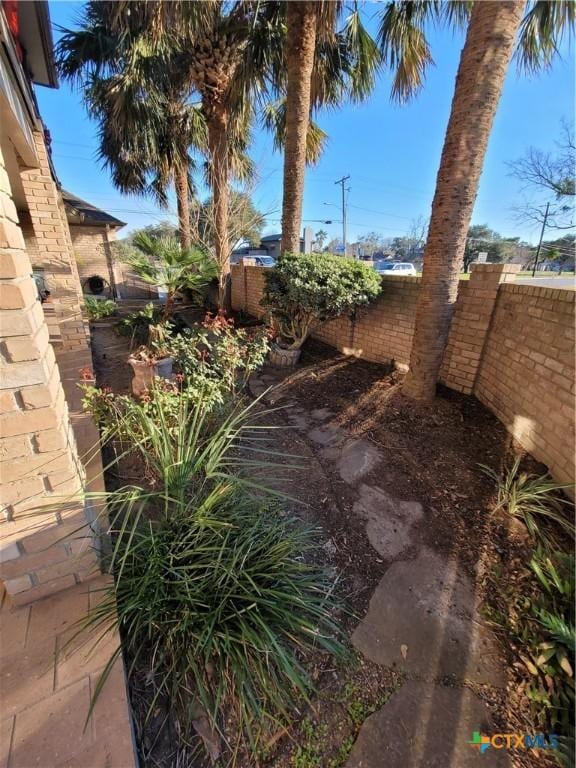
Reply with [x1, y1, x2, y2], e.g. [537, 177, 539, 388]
[476, 284, 575, 486]
[18, 131, 88, 351]
[231, 263, 574, 487]
[0, 142, 99, 606]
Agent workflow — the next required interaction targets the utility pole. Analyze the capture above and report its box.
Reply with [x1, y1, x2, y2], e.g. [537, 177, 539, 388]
[531, 202, 550, 277]
[335, 175, 350, 256]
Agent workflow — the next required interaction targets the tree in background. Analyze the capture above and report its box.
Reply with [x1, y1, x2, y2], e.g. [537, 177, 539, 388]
[314, 229, 328, 252]
[194, 191, 265, 255]
[278, 4, 380, 255]
[56, 1, 206, 250]
[357, 231, 388, 259]
[510, 119, 575, 231]
[379, 0, 574, 401]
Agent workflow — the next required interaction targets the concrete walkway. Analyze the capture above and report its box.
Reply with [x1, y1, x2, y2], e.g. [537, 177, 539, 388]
[251, 369, 509, 768]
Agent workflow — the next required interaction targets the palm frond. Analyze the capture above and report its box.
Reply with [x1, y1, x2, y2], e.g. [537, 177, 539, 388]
[516, 0, 575, 72]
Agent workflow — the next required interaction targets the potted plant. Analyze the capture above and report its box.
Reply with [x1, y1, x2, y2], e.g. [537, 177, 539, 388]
[261, 252, 382, 367]
[123, 233, 217, 393]
[128, 323, 174, 396]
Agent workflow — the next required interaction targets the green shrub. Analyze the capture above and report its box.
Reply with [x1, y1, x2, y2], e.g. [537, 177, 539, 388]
[79, 392, 343, 757]
[261, 252, 381, 349]
[480, 458, 574, 547]
[84, 296, 117, 320]
[115, 303, 164, 348]
[167, 312, 270, 397]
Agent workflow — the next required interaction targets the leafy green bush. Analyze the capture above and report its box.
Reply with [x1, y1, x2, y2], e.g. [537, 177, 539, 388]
[84, 296, 117, 320]
[79, 391, 343, 757]
[115, 303, 164, 348]
[480, 458, 574, 547]
[167, 312, 270, 398]
[261, 252, 381, 349]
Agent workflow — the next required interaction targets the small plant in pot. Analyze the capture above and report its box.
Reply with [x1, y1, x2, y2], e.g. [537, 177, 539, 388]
[128, 323, 175, 396]
[261, 252, 382, 366]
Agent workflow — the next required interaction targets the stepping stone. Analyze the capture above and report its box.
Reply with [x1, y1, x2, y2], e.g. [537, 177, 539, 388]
[352, 548, 505, 687]
[310, 407, 335, 421]
[354, 485, 423, 559]
[308, 425, 345, 446]
[337, 439, 382, 485]
[346, 680, 510, 767]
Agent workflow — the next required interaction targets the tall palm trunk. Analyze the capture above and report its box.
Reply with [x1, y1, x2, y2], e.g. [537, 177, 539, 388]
[280, 2, 319, 256]
[174, 164, 191, 250]
[207, 103, 231, 309]
[403, 0, 525, 402]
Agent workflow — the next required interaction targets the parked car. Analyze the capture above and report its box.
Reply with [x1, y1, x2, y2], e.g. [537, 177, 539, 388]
[230, 254, 276, 267]
[374, 262, 417, 276]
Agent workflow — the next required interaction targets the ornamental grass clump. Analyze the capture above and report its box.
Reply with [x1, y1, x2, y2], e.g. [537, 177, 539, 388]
[262, 252, 381, 349]
[80, 390, 343, 758]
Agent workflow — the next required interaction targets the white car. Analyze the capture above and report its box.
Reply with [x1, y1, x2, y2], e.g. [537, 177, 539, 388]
[375, 262, 417, 276]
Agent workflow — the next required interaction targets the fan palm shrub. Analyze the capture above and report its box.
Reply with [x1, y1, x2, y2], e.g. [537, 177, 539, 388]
[79, 389, 343, 758]
[126, 232, 217, 320]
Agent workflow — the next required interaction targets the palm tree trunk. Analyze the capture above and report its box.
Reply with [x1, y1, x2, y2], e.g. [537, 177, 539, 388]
[175, 165, 191, 250]
[403, 0, 525, 402]
[207, 104, 231, 310]
[280, 1, 318, 256]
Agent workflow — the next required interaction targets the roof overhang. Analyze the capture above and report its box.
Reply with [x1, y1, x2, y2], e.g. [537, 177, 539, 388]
[18, 1, 57, 88]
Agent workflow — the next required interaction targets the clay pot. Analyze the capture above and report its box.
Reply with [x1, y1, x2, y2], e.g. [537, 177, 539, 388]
[128, 357, 173, 396]
[268, 343, 301, 368]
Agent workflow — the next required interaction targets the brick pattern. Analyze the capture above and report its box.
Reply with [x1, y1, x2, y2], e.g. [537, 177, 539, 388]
[231, 263, 575, 487]
[440, 263, 521, 393]
[0, 577, 136, 768]
[0, 144, 98, 606]
[476, 284, 575, 486]
[18, 131, 88, 351]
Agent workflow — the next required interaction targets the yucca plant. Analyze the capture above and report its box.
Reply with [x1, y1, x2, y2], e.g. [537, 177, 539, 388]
[480, 457, 574, 547]
[77, 389, 343, 759]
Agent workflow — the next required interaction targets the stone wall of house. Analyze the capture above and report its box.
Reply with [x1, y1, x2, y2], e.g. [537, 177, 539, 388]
[231, 263, 575, 486]
[0, 143, 99, 606]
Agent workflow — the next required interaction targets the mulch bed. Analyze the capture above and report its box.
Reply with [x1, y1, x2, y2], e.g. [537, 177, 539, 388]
[88, 325, 565, 768]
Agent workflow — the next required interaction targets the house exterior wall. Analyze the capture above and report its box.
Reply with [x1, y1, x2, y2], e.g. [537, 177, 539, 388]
[18, 130, 88, 351]
[231, 263, 575, 488]
[0, 141, 99, 606]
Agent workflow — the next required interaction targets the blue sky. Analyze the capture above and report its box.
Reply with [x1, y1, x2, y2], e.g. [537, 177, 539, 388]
[38, 2, 574, 246]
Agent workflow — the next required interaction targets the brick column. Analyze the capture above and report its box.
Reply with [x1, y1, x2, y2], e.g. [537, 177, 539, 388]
[0, 144, 99, 606]
[18, 130, 88, 352]
[440, 263, 521, 394]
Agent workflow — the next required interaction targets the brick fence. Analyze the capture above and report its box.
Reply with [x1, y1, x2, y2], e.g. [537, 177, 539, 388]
[231, 263, 575, 487]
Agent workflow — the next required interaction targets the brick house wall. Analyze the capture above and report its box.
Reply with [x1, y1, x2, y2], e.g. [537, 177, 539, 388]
[231, 263, 575, 487]
[0, 142, 99, 606]
[18, 131, 88, 351]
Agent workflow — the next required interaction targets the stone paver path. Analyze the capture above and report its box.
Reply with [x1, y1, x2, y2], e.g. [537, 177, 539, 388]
[346, 681, 510, 767]
[250, 370, 508, 766]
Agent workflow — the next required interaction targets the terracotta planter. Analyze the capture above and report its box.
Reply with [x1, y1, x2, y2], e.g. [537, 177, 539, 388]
[128, 357, 173, 396]
[268, 343, 301, 368]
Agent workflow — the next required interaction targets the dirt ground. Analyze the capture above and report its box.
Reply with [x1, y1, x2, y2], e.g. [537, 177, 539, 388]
[89, 322, 560, 768]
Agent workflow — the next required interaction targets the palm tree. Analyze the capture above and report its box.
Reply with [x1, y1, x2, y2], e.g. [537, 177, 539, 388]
[379, 0, 574, 401]
[127, 232, 217, 320]
[56, 2, 205, 250]
[278, 3, 380, 255]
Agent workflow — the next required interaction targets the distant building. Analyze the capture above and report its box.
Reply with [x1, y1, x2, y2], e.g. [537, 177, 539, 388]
[231, 227, 314, 262]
